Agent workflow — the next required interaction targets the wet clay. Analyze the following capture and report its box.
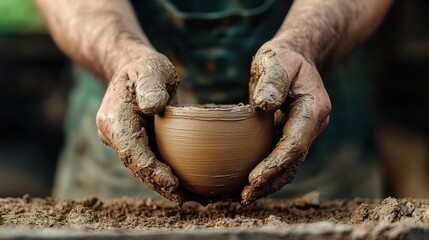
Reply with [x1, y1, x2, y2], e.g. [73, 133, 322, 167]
[96, 53, 183, 203]
[155, 104, 273, 196]
[1, 195, 428, 233]
[243, 46, 331, 205]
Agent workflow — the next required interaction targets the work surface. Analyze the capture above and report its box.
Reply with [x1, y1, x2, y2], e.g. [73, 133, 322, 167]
[1, 193, 429, 239]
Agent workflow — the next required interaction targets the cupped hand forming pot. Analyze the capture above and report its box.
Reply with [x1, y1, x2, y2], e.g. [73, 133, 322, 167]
[242, 38, 331, 205]
[240, 0, 394, 204]
[96, 50, 184, 202]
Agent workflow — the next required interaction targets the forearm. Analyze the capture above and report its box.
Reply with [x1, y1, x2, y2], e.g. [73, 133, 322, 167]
[274, 0, 392, 68]
[35, 0, 154, 82]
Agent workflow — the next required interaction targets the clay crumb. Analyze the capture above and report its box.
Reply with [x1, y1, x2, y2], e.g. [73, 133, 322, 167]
[419, 205, 429, 222]
[22, 194, 31, 204]
[370, 197, 414, 223]
[350, 203, 370, 223]
[82, 197, 101, 208]
[264, 215, 283, 227]
[350, 197, 429, 224]
[293, 191, 320, 208]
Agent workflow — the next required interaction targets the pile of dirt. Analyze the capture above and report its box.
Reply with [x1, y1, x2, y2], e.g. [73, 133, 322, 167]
[0, 193, 428, 232]
[351, 197, 429, 224]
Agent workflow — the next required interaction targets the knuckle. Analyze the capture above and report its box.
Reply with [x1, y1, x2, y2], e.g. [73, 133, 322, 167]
[133, 64, 178, 98]
[324, 96, 332, 114]
[97, 129, 110, 146]
[322, 116, 330, 130]
[308, 90, 331, 123]
[95, 110, 112, 136]
[318, 96, 332, 121]
[97, 129, 104, 140]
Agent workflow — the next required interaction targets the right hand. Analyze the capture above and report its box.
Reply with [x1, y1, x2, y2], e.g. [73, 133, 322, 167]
[96, 50, 183, 202]
[241, 39, 331, 205]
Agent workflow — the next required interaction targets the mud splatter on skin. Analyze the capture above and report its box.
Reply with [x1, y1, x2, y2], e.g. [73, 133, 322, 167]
[242, 0, 392, 205]
[36, 0, 393, 207]
[96, 52, 183, 202]
[243, 41, 331, 205]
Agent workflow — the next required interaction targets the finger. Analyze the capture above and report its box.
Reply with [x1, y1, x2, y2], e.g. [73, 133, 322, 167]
[96, 76, 183, 202]
[97, 128, 112, 146]
[128, 53, 179, 116]
[242, 74, 331, 205]
[249, 48, 300, 111]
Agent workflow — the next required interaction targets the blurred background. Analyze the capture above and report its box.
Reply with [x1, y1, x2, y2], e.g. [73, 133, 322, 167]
[0, 0, 427, 198]
[0, 0, 71, 197]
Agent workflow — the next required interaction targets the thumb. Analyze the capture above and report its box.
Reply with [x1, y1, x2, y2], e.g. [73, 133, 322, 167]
[130, 54, 179, 116]
[250, 48, 293, 111]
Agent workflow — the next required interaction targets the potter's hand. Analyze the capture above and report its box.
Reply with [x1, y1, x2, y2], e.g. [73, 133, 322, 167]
[96, 51, 183, 202]
[241, 39, 331, 205]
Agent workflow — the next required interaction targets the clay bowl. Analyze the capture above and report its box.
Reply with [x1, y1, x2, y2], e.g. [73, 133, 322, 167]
[154, 104, 273, 196]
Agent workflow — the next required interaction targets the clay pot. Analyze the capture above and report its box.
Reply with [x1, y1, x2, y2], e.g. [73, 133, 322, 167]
[154, 104, 273, 196]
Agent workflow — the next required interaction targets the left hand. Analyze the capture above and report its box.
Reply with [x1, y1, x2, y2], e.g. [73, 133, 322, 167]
[241, 38, 332, 205]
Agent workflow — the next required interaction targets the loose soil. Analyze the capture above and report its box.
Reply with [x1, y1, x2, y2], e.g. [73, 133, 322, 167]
[0, 192, 428, 232]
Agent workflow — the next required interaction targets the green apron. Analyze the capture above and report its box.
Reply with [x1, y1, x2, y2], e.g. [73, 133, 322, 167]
[54, 0, 382, 200]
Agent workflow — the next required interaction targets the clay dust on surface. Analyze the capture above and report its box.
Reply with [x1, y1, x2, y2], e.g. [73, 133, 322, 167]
[0, 193, 428, 231]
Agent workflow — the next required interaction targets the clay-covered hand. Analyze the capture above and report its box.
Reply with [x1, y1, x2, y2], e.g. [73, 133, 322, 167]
[241, 39, 331, 205]
[96, 51, 183, 202]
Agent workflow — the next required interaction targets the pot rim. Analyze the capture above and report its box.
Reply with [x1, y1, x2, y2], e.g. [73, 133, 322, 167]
[157, 104, 264, 121]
